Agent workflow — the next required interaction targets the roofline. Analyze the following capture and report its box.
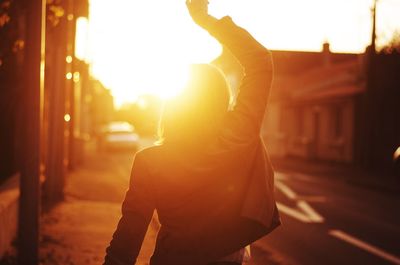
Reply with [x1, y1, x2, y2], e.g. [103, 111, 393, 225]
[270, 49, 362, 56]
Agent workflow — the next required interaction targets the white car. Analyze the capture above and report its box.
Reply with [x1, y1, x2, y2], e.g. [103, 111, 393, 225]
[98, 122, 139, 151]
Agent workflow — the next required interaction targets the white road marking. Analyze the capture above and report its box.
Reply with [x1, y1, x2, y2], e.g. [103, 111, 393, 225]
[275, 180, 325, 223]
[297, 200, 325, 223]
[276, 202, 312, 223]
[329, 230, 400, 265]
[275, 181, 297, 199]
[276, 201, 325, 223]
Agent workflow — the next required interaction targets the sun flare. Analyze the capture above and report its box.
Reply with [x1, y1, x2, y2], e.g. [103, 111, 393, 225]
[86, 0, 400, 107]
[87, 0, 222, 107]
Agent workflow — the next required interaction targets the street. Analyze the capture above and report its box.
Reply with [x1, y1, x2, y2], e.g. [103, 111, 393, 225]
[98, 138, 400, 265]
[253, 171, 400, 265]
[36, 138, 400, 265]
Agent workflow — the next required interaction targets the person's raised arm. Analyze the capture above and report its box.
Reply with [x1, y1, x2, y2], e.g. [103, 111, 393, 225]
[187, 0, 273, 141]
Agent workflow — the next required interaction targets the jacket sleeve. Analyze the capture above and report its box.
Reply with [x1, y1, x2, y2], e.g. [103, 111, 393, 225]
[104, 152, 155, 265]
[207, 17, 273, 143]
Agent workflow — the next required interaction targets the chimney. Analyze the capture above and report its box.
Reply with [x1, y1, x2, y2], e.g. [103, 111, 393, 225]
[322, 42, 331, 67]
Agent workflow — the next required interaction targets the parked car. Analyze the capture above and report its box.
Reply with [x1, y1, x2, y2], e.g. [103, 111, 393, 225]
[98, 122, 139, 151]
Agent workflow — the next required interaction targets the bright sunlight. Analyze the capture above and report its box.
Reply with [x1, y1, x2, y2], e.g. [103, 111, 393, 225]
[85, 0, 400, 107]
[87, 0, 222, 106]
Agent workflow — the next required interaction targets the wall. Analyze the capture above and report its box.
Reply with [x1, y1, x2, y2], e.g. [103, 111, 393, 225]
[263, 104, 287, 157]
[357, 52, 400, 172]
[264, 98, 356, 163]
[0, 175, 19, 259]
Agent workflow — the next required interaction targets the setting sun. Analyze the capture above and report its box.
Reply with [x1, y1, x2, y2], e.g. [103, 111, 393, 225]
[86, 0, 400, 107]
[87, 0, 222, 106]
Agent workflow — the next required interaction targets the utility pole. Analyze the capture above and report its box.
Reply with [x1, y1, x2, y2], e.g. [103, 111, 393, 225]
[18, 0, 46, 264]
[371, 0, 377, 54]
[363, 0, 379, 168]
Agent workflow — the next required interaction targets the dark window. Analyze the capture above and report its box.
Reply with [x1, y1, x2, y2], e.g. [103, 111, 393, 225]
[333, 105, 343, 138]
[297, 107, 304, 136]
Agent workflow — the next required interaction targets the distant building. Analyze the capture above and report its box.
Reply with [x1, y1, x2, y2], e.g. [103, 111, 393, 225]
[263, 43, 366, 163]
[215, 43, 367, 163]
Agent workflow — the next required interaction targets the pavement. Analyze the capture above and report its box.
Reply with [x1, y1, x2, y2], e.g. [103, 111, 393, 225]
[38, 140, 158, 265]
[35, 139, 280, 265]
[0, 175, 19, 263]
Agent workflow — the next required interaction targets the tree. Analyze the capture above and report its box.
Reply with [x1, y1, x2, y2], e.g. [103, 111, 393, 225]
[380, 31, 400, 54]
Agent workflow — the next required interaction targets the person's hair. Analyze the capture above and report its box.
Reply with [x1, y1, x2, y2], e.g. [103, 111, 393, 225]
[158, 64, 231, 145]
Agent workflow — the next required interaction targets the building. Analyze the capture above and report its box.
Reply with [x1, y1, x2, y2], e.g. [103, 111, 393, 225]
[215, 43, 366, 164]
[264, 44, 366, 163]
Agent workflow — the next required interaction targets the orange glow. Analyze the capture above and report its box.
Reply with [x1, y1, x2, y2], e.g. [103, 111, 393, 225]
[66, 72, 73, 80]
[137, 98, 148, 110]
[75, 17, 89, 62]
[66, 55, 73, 63]
[88, 0, 222, 107]
[88, 0, 400, 107]
[73, 72, 80, 83]
[64, 114, 71, 122]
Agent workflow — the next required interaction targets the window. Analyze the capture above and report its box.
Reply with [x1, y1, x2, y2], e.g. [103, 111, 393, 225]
[297, 107, 304, 136]
[333, 105, 343, 138]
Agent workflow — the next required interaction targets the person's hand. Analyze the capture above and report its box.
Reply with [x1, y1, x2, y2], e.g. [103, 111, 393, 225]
[186, 0, 217, 29]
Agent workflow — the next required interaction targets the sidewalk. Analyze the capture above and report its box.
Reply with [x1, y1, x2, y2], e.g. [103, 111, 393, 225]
[271, 156, 400, 195]
[39, 147, 159, 265]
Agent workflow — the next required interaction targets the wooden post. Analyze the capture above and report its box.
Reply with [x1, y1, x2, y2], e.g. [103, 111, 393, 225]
[18, 0, 46, 264]
[44, 0, 69, 204]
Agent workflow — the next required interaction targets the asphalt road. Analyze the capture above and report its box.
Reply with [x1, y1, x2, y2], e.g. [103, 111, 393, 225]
[107, 138, 400, 265]
[251, 170, 400, 265]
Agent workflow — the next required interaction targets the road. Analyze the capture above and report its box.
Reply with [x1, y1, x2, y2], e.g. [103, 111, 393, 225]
[251, 171, 400, 265]
[108, 139, 400, 265]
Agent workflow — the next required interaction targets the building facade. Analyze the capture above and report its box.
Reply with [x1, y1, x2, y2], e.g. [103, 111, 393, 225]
[215, 43, 367, 164]
[263, 44, 366, 163]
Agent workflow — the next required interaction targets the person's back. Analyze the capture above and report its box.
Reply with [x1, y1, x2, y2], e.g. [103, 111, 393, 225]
[104, 1, 280, 264]
[140, 144, 248, 257]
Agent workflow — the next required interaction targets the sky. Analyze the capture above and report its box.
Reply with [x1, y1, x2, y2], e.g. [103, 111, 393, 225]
[82, 0, 400, 106]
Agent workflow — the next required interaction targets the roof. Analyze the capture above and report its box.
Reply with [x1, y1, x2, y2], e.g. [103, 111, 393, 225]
[270, 56, 366, 103]
[271, 50, 359, 75]
[213, 47, 366, 103]
[294, 84, 365, 102]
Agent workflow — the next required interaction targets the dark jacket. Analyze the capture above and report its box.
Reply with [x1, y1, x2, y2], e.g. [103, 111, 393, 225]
[104, 16, 280, 265]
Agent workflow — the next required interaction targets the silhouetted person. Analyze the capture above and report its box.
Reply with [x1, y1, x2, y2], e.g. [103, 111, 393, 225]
[104, 1, 280, 264]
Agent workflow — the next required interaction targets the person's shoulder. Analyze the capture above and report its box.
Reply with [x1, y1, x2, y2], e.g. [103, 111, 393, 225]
[133, 145, 166, 177]
[134, 144, 164, 163]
